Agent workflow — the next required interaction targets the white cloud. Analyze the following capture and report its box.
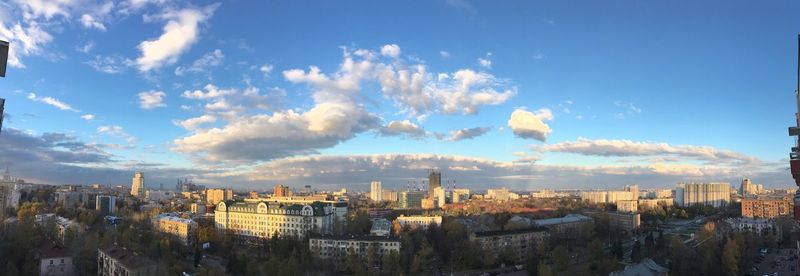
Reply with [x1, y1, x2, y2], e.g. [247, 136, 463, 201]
[508, 108, 553, 141]
[259, 63, 273, 76]
[181, 84, 235, 99]
[380, 44, 400, 58]
[138, 90, 167, 109]
[174, 49, 224, 76]
[76, 41, 94, 53]
[439, 50, 451, 59]
[26, 92, 79, 112]
[174, 114, 216, 130]
[14, 0, 74, 20]
[445, 126, 491, 141]
[477, 52, 492, 68]
[538, 137, 759, 165]
[97, 125, 137, 144]
[614, 101, 642, 119]
[80, 114, 95, 121]
[136, 4, 220, 72]
[0, 21, 54, 68]
[80, 14, 105, 30]
[84, 55, 134, 73]
[173, 102, 379, 162]
[379, 120, 426, 138]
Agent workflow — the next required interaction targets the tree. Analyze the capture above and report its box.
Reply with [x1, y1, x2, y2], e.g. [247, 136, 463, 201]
[631, 240, 642, 262]
[553, 245, 569, 272]
[16, 202, 42, 221]
[722, 239, 741, 276]
[611, 239, 623, 260]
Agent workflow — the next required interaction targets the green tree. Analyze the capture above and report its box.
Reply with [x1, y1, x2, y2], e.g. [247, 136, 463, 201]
[553, 245, 569, 271]
[722, 239, 740, 276]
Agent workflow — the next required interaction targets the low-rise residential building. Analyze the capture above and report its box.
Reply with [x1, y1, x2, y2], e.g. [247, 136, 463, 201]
[35, 214, 80, 244]
[469, 227, 550, 263]
[214, 200, 336, 239]
[607, 211, 641, 232]
[725, 217, 778, 236]
[309, 236, 401, 271]
[153, 214, 197, 245]
[741, 196, 793, 219]
[609, 258, 669, 276]
[38, 243, 73, 276]
[395, 215, 442, 231]
[452, 188, 471, 203]
[370, 218, 392, 237]
[533, 214, 593, 238]
[97, 245, 157, 276]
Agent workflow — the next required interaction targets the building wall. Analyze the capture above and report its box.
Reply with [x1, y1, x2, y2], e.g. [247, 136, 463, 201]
[470, 229, 550, 263]
[617, 200, 638, 213]
[395, 216, 442, 231]
[309, 238, 400, 271]
[741, 197, 793, 219]
[214, 201, 333, 239]
[40, 256, 73, 276]
[370, 181, 382, 202]
[679, 183, 731, 207]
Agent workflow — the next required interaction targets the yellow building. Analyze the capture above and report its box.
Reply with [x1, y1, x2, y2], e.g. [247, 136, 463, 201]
[154, 214, 197, 244]
[206, 188, 233, 205]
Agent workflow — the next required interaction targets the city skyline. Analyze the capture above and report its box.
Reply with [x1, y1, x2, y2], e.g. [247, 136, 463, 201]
[2, 1, 800, 190]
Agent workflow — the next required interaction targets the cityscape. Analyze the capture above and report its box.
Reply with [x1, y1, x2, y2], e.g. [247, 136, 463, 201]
[1, 1, 800, 276]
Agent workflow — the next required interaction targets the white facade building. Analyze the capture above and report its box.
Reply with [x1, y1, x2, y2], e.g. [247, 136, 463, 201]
[214, 200, 336, 239]
[675, 182, 731, 207]
[395, 215, 442, 231]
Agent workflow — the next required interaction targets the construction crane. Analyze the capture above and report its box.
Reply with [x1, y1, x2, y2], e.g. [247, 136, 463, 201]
[788, 34, 800, 221]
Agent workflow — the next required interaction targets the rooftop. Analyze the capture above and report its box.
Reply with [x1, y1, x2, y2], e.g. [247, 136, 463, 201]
[472, 226, 548, 237]
[99, 244, 156, 269]
[533, 214, 593, 226]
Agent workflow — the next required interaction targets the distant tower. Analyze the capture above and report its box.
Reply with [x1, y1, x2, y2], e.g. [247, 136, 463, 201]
[428, 170, 441, 199]
[131, 171, 145, 197]
[740, 178, 753, 196]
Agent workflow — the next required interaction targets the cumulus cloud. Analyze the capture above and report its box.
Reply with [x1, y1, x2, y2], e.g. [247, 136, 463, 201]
[379, 120, 426, 138]
[173, 102, 379, 162]
[27, 93, 79, 112]
[445, 126, 491, 141]
[80, 114, 95, 121]
[174, 114, 216, 130]
[174, 49, 224, 76]
[136, 4, 220, 71]
[138, 90, 167, 109]
[538, 137, 759, 165]
[508, 108, 553, 141]
[173, 44, 516, 164]
[439, 50, 451, 59]
[380, 44, 400, 58]
[0, 21, 54, 68]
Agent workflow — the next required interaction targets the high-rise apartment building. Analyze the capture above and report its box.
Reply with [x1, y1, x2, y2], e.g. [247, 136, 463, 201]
[452, 188, 471, 203]
[399, 191, 425, 209]
[206, 188, 233, 205]
[434, 186, 447, 208]
[130, 171, 144, 197]
[95, 195, 116, 214]
[675, 182, 731, 207]
[381, 189, 398, 202]
[428, 170, 441, 199]
[273, 184, 292, 197]
[370, 181, 382, 201]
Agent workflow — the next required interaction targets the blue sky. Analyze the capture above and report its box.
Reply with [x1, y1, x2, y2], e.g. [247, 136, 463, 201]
[1, 0, 798, 191]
